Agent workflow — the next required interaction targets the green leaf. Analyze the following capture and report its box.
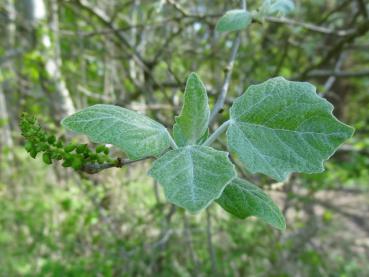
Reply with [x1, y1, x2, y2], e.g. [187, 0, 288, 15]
[216, 178, 286, 230]
[148, 145, 236, 212]
[261, 0, 295, 16]
[173, 73, 210, 146]
[270, 0, 295, 14]
[61, 104, 171, 160]
[227, 77, 354, 181]
[215, 9, 252, 33]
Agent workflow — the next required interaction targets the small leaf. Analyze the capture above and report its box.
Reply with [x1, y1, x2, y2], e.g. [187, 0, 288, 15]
[216, 178, 286, 230]
[62, 104, 171, 160]
[270, 0, 295, 15]
[173, 73, 210, 146]
[216, 9, 252, 33]
[148, 145, 236, 212]
[261, 0, 295, 16]
[227, 77, 354, 181]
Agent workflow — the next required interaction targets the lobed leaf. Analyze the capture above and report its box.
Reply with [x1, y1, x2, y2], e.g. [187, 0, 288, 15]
[215, 9, 252, 33]
[216, 178, 286, 230]
[173, 73, 210, 146]
[61, 104, 171, 160]
[227, 77, 354, 181]
[148, 145, 236, 212]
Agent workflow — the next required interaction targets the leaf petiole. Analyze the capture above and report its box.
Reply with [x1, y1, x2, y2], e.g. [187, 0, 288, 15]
[167, 129, 179, 149]
[202, 120, 231, 147]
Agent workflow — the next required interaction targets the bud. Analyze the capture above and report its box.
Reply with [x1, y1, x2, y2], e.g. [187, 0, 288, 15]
[97, 156, 106, 164]
[30, 150, 38, 159]
[62, 160, 72, 167]
[47, 135, 56, 145]
[56, 140, 64, 148]
[71, 157, 83, 170]
[76, 144, 88, 154]
[64, 144, 76, 153]
[24, 141, 34, 153]
[42, 153, 52, 165]
[96, 145, 108, 153]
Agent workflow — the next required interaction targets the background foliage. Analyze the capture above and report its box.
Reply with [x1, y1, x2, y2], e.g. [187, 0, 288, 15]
[1, 0, 369, 276]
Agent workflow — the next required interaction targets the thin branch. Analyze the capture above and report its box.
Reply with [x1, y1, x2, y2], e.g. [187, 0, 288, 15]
[81, 156, 152, 174]
[209, 0, 248, 124]
[209, 31, 241, 124]
[166, 0, 189, 17]
[299, 19, 369, 79]
[322, 52, 347, 95]
[308, 69, 369, 78]
[73, 0, 149, 70]
[165, 0, 219, 20]
[242, 0, 247, 10]
[264, 16, 356, 37]
[78, 85, 114, 102]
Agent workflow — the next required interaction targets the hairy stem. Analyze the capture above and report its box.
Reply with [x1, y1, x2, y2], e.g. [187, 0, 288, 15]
[203, 120, 231, 147]
[209, 0, 246, 125]
[167, 129, 179, 149]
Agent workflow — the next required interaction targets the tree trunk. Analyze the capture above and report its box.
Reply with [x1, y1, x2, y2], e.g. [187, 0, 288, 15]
[26, 0, 76, 122]
[0, 88, 13, 154]
[43, 0, 76, 121]
[0, 0, 15, 158]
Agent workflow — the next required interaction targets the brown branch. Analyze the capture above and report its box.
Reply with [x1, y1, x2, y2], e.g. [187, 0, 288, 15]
[307, 69, 369, 78]
[81, 156, 152, 174]
[209, 0, 246, 125]
[165, 0, 220, 20]
[264, 16, 356, 37]
[72, 0, 149, 70]
[299, 19, 369, 79]
[209, 33, 241, 125]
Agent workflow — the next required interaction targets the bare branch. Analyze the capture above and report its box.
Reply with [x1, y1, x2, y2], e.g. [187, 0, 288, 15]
[265, 16, 356, 37]
[299, 19, 369, 79]
[73, 0, 149, 70]
[209, 0, 247, 125]
[81, 156, 152, 174]
[308, 69, 369, 78]
[322, 52, 347, 95]
[209, 34, 241, 125]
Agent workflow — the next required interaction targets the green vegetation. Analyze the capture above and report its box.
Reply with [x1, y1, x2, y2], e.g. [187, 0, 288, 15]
[1, 0, 369, 276]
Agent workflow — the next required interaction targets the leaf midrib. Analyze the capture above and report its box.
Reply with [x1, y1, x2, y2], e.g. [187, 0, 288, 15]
[234, 121, 346, 137]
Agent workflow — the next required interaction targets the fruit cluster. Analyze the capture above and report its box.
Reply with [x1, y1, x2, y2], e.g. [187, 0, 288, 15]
[20, 113, 117, 171]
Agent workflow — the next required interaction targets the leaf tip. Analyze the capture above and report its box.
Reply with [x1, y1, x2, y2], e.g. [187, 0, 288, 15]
[188, 72, 199, 79]
[274, 216, 287, 231]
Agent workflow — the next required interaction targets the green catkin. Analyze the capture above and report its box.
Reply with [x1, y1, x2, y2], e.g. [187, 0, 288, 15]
[76, 144, 88, 154]
[20, 113, 118, 172]
[64, 144, 77, 153]
[42, 153, 52, 165]
[95, 145, 107, 153]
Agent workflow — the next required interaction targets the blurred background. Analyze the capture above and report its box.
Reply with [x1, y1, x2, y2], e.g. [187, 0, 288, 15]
[1, 0, 369, 276]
